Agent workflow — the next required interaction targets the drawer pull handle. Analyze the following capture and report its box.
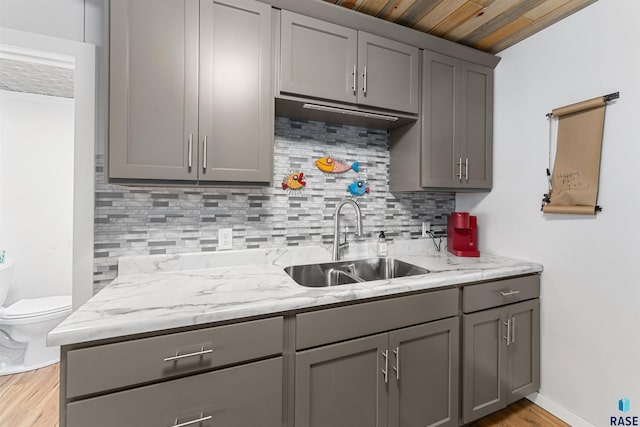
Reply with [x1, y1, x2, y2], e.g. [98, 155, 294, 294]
[188, 133, 193, 170]
[352, 64, 357, 95]
[172, 413, 212, 427]
[381, 349, 389, 384]
[392, 346, 400, 381]
[362, 66, 367, 96]
[163, 347, 213, 362]
[203, 135, 208, 172]
[500, 290, 520, 297]
[503, 319, 511, 347]
[511, 316, 516, 344]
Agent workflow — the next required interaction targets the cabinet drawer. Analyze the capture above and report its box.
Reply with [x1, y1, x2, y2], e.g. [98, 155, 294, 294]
[66, 317, 283, 398]
[462, 275, 540, 313]
[67, 357, 282, 427]
[296, 289, 458, 350]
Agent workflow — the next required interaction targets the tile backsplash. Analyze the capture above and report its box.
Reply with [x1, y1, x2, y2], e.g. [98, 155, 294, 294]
[93, 117, 455, 292]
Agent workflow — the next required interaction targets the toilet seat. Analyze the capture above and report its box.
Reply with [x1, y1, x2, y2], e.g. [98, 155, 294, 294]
[1, 296, 71, 320]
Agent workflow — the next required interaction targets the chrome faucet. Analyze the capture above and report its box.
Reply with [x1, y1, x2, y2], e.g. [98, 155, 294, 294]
[333, 199, 363, 261]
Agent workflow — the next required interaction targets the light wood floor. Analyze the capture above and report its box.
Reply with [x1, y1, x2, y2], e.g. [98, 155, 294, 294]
[0, 363, 59, 427]
[0, 363, 569, 427]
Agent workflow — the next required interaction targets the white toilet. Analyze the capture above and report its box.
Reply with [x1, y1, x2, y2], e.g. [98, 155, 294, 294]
[0, 259, 72, 375]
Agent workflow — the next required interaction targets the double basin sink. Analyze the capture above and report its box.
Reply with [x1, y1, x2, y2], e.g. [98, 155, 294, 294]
[284, 257, 429, 288]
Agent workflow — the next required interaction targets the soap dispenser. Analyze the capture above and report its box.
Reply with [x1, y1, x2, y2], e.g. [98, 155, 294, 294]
[377, 231, 388, 257]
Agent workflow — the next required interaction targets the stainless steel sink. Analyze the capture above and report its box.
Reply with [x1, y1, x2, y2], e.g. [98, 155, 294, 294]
[284, 257, 429, 288]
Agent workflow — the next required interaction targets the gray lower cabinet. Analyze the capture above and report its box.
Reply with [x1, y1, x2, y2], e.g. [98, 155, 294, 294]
[462, 298, 540, 423]
[295, 316, 459, 427]
[390, 50, 493, 191]
[109, 0, 273, 183]
[66, 357, 283, 427]
[58, 276, 538, 427]
[279, 10, 420, 114]
[60, 317, 284, 427]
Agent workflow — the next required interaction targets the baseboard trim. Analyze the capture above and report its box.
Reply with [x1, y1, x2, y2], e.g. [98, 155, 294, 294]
[527, 393, 596, 427]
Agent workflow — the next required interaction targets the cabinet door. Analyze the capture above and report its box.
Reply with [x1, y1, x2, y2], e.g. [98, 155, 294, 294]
[280, 11, 357, 104]
[109, 0, 199, 180]
[295, 333, 389, 427]
[459, 61, 493, 189]
[388, 317, 459, 427]
[67, 357, 283, 427]
[507, 299, 540, 404]
[199, 0, 272, 182]
[421, 51, 459, 188]
[357, 32, 420, 114]
[462, 306, 508, 423]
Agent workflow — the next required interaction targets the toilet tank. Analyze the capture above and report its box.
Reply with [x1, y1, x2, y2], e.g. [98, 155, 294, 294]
[0, 259, 15, 307]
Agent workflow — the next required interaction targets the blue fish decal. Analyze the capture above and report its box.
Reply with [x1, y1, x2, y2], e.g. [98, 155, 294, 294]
[348, 180, 369, 196]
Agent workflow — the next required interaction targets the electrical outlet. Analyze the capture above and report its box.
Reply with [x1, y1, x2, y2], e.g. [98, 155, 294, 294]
[422, 222, 431, 237]
[218, 228, 233, 250]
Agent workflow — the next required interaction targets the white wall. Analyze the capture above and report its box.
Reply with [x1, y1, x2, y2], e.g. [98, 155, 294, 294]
[457, 1, 640, 426]
[0, 90, 74, 303]
[0, 0, 85, 42]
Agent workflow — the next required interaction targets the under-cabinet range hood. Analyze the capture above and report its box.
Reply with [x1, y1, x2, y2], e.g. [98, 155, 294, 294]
[275, 95, 418, 130]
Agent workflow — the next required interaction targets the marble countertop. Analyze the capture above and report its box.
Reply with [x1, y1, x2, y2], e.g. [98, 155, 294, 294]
[48, 240, 543, 346]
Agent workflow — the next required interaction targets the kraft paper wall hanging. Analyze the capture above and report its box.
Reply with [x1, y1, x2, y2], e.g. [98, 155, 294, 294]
[541, 92, 619, 215]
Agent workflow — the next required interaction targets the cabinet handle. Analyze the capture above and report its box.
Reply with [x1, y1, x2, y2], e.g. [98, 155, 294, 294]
[511, 317, 516, 344]
[381, 349, 389, 384]
[457, 158, 463, 180]
[465, 158, 469, 181]
[352, 64, 357, 96]
[171, 413, 212, 427]
[503, 319, 511, 347]
[392, 346, 400, 381]
[163, 346, 213, 362]
[203, 136, 208, 172]
[362, 66, 367, 96]
[188, 133, 193, 170]
[499, 290, 520, 297]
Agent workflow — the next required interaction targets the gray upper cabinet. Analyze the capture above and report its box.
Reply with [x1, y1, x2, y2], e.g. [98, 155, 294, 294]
[390, 50, 492, 191]
[279, 11, 419, 114]
[280, 11, 357, 104]
[109, 0, 199, 181]
[199, 0, 272, 182]
[459, 60, 493, 188]
[357, 32, 420, 114]
[109, 0, 273, 183]
[422, 50, 493, 189]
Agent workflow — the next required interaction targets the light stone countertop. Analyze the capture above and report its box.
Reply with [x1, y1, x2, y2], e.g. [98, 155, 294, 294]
[48, 239, 543, 347]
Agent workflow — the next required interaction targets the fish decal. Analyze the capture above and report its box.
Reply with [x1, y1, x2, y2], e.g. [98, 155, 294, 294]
[315, 157, 360, 174]
[281, 171, 306, 192]
[348, 179, 369, 196]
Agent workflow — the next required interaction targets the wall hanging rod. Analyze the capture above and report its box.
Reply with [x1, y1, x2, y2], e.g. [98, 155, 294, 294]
[545, 91, 620, 118]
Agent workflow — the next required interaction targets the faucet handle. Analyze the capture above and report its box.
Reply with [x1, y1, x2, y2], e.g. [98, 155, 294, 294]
[339, 226, 350, 249]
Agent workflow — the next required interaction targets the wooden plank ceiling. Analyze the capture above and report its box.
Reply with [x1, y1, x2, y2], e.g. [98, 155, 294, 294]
[323, 0, 598, 53]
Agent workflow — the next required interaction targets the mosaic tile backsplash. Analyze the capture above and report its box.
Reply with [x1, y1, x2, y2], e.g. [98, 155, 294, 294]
[94, 117, 455, 292]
